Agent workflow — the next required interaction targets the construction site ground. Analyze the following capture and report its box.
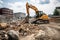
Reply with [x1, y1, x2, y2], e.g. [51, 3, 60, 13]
[0, 20, 60, 40]
[20, 22, 60, 40]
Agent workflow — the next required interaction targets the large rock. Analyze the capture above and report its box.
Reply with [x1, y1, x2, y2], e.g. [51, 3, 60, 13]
[7, 30, 19, 40]
[0, 23, 9, 29]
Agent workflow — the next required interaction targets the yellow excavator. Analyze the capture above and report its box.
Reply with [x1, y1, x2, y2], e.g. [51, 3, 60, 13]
[25, 2, 49, 24]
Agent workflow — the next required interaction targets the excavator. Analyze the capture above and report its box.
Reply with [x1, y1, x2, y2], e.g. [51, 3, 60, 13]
[25, 2, 49, 24]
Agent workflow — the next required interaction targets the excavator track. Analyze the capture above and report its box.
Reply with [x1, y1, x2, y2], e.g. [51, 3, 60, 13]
[32, 19, 49, 24]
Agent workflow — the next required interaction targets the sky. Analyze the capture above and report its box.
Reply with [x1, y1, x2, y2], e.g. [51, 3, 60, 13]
[0, 0, 60, 16]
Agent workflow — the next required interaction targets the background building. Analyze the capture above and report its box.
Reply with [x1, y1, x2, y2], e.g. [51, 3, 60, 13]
[0, 8, 26, 22]
[0, 8, 13, 15]
[50, 7, 60, 23]
[53, 7, 60, 16]
[56, 7, 60, 15]
[13, 12, 26, 21]
[0, 8, 13, 22]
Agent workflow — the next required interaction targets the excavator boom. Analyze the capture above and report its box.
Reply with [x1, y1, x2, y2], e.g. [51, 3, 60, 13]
[26, 2, 39, 15]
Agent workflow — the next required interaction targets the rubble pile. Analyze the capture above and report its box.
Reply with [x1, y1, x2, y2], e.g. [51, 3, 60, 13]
[18, 24, 40, 36]
[0, 23, 9, 30]
[0, 22, 40, 35]
[0, 21, 60, 40]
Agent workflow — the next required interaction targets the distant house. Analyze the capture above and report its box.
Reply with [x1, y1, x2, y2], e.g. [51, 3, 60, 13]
[56, 7, 60, 15]
[0, 8, 13, 22]
[50, 7, 60, 23]
[0, 8, 26, 22]
[0, 8, 13, 15]
[13, 12, 26, 21]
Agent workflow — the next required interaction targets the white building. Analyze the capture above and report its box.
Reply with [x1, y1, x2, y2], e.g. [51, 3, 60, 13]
[13, 12, 26, 21]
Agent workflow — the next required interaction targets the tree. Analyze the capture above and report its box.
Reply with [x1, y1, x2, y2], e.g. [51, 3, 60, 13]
[53, 9, 59, 16]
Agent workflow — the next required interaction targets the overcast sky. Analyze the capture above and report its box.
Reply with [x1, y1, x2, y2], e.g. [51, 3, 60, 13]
[0, 0, 60, 16]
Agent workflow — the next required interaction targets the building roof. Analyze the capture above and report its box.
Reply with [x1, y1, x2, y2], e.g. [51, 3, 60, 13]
[56, 7, 60, 9]
[14, 12, 26, 15]
[0, 8, 9, 9]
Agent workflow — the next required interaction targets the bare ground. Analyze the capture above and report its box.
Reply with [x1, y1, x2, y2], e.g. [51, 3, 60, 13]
[20, 22, 60, 40]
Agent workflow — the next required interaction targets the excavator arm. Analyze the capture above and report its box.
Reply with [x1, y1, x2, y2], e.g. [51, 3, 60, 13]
[26, 2, 40, 23]
[26, 2, 39, 16]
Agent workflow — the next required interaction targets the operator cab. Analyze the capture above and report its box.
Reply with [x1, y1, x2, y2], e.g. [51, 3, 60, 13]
[36, 11, 43, 18]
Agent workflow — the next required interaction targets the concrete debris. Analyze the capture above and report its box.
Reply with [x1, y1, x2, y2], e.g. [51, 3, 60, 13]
[21, 34, 35, 40]
[34, 30, 52, 40]
[19, 28, 27, 36]
[0, 31, 8, 40]
[7, 30, 19, 40]
[0, 21, 60, 40]
[0, 23, 9, 30]
[35, 30, 45, 38]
